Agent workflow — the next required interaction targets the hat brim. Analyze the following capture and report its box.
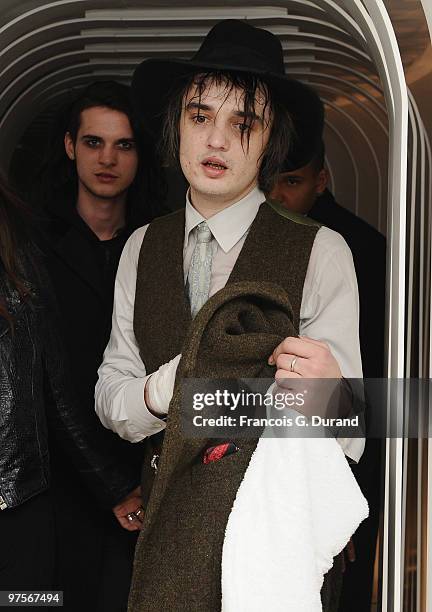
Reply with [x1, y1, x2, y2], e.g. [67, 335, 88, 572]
[132, 57, 323, 168]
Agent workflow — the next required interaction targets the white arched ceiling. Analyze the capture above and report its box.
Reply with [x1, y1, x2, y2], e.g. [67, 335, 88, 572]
[0, 2, 431, 611]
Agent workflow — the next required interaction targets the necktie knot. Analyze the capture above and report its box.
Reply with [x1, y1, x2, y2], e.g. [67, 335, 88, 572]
[196, 221, 212, 243]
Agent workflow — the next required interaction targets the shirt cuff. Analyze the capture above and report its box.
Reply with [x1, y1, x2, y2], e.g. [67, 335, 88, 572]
[146, 354, 182, 416]
[123, 375, 167, 441]
[337, 436, 365, 463]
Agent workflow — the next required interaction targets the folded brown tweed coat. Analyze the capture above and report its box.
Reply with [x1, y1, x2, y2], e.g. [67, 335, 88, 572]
[128, 280, 341, 612]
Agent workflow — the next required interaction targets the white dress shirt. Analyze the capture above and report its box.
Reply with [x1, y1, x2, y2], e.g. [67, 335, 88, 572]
[95, 187, 364, 461]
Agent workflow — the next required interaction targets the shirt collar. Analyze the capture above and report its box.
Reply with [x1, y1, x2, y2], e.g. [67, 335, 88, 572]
[184, 187, 266, 253]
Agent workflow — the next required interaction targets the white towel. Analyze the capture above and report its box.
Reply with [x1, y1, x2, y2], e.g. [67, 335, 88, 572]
[221, 426, 369, 611]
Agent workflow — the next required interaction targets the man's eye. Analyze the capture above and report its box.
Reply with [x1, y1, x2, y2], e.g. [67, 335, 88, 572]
[118, 141, 135, 151]
[192, 114, 208, 124]
[235, 122, 251, 133]
[284, 177, 300, 186]
[85, 138, 100, 148]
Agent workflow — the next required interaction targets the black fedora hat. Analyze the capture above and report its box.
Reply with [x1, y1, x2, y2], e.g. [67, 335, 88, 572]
[132, 19, 323, 166]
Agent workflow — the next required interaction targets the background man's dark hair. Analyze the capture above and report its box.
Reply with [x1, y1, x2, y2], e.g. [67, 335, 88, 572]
[33, 80, 160, 226]
[160, 71, 294, 193]
[309, 139, 325, 174]
[280, 137, 326, 176]
[66, 81, 134, 143]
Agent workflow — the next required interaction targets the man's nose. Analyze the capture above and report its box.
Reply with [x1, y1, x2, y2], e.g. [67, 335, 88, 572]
[206, 123, 229, 150]
[98, 145, 117, 166]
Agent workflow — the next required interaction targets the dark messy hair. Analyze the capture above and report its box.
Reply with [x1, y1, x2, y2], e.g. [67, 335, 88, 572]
[66, 81, 135, 143]
[159, 71, 294, 193]
[32, 81, 160, 226]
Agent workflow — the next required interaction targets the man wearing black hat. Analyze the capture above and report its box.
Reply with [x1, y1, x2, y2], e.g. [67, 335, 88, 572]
[96, 20, 364, 611]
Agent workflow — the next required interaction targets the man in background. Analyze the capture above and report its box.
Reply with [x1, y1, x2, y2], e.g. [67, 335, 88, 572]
[271, 139, 386, 612]
[39, 81, 158, 612]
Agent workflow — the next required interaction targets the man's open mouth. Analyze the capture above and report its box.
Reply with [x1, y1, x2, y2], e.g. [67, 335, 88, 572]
[202, 158, 228, 170]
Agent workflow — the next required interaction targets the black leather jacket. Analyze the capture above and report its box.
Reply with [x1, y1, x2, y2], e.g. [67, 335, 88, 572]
[0, 247, 139, 511]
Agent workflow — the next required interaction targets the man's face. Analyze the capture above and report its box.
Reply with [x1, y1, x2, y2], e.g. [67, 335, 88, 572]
[270, 162, 327, 214]
[179, 79, 271, 209]
[64, 106, 138, 201]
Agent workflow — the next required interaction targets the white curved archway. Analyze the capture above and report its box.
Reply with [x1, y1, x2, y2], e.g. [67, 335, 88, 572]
[0, 3, 430, 611]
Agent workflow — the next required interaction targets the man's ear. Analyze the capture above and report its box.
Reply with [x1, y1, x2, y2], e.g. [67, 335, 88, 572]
[64, 132, 75, 160]
[316, 168, 328, 195]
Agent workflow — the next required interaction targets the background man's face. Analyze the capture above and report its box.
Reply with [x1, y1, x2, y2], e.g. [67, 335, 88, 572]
[179, 79, 271, 207]
[270, 162, 327, 214]
[64, 106, 138, 201]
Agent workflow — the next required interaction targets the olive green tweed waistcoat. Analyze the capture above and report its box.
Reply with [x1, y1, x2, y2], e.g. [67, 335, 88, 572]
[128, 201, 325, 612]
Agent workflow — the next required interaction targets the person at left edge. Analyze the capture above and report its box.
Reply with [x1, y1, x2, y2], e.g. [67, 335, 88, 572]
[0, 174, 142, 595]
[35, 82, 157, 612]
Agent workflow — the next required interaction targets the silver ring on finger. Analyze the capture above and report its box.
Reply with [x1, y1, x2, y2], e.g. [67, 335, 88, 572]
[290, 357, 298, 373]
[127, 513, 135, 522]
[134, 508, 144, 519]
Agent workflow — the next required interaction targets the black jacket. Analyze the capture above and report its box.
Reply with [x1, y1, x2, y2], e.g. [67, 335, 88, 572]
[42, 200, 144, 497]
[0, 247, 138, 511]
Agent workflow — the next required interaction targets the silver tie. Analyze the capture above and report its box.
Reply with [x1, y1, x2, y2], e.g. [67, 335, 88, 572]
[188, 221, 214, 318]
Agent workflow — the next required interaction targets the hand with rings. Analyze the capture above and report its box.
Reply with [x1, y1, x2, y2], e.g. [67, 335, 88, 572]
[112, 486, 144, 532]
[126, 507, 145, 524]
